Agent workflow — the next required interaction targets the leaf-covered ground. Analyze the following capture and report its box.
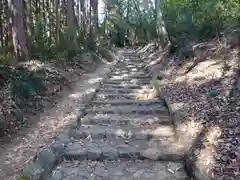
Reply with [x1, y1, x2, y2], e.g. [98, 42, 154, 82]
[0, 52, 106, 140]
[138, 39, 239, 180]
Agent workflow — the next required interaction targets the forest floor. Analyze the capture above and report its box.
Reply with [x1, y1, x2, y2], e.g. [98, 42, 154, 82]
[140, 37, 239, 179]
[0, 52, 116, 178]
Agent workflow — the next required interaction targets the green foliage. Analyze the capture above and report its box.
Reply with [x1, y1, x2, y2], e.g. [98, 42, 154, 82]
[163, 0, 240, 41]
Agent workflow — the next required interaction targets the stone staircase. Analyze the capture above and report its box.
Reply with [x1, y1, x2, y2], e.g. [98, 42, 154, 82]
[23, 50, 190, 180]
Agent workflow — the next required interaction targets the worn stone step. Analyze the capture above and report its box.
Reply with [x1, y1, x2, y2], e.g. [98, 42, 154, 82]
[110, 73, 149, 78]
[98, 88, 148, 94]
[48, 160, 187, 180]
[116, 62, 144, 66]
[91, 101, 165, 110]
[92, 99, 164, 105]
[95, 93, 144, 100]
[105, 79, 150, 85]
[95, 93, 159, 101]
[103, 83, 144, 89]
[81, 113, 171, 125]
[111, 69, 142, 73]
[110, 76, 150, 81]
[115, 65, 145, 69]
[69, 124, 175, 140]
[85, 105, 168, 115]
[111, 71, 147, 76]
[114, 68, 145, 72]
[65, 129, 185, 161]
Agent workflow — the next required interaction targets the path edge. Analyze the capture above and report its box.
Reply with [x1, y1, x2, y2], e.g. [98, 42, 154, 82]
[148, 81, 207, 180]
[137, 47, 205, 180]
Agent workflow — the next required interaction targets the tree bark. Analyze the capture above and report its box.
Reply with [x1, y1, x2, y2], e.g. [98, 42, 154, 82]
[66, 0, 75, 37]
[80, 0, 86, 42]
[89, 0, 98, 50]
[155, 0, 169, 47]
[55, 0, 60, 44]
[11, 0, 29, 61]
[0, 0, 3, 47]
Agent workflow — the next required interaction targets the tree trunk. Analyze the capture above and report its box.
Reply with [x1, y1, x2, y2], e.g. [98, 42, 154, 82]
[66, 0, 75, 38]
[0, 0, 3, 47]
[11, 0, 29, 61]
[80, 0, 86, 44]
[89, 0, 98, 50]
[55, 0, 60, 45]
[155, 0, 169, 47]
[24, 0, 33, 56]
[66, 0, 76, 57]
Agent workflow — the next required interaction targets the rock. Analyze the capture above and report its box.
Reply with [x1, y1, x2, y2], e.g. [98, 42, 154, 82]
[221, 155, 229, 162]
[102, 146, 118, 160]
[206, 90, 218, 97]
[134, 132, 148, 140]
[141, 148, 160, 160]
[84, 126, 107, 139]
[99, 49, 116, 62]
[64, 144, 87, 160]
[48, 170, 64, 180]
[69, 129, 86, 139]
[51, 141, 66, 156]
[117, 144, 139, 158]
[87, 148, 102, 160]
[57, 133, 71, 145]
[37, 148, 58, 175]
[0, 114, 6, 135]
[21, 162, 44, 180]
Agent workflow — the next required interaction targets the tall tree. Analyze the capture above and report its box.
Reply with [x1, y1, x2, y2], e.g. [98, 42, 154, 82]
[11, 0, 29, 61]
[89, 0, 98, 50]
[155, 0, 169, 46]
[66, 0, 76, 48]
[55, 0, 60, 45]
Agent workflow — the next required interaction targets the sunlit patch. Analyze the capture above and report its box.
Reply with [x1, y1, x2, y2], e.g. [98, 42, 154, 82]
[170, 102, 185, 112]
[176, 119, 203, 151]
[137, 90, 158, 100]
[87, 77, 103, 84]
[19, 60, 45, 72]
[205, 126, 221, 145]
[69, 88, 95, 99]
[149, 125, 174, 137]
[175, 76, 186, 83]
[195, 126, 221, 176]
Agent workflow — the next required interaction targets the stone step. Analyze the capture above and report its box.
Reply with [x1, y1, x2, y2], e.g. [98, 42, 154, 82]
[105, 79, 150, 85]
[98, 88, 147, 94]
[95, 92, 158, 100]
[110, 73, 149, 78]
[103, 83, 144, 89]
[114, 67, 145, 72]
[111, 71, 146, 76]
[81, 113, 171, 125]
[91, 101, 165, 109]
[120, 59, 141, 62]
[85, 106, 168, 115]
[69, 124, 175, 140]
[110, 76, 150, 81]
[116, 62, 144, 66]
[64, 128, 185, 161]
[112, 69, 142, 73]
[92, 99, 164, 105]
[48, 160, 187, 180]
[115, 65, 145, 69]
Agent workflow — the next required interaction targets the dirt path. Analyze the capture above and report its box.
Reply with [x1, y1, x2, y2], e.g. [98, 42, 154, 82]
[20, 49, 190, 180]
[0, 61, 114, 179]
